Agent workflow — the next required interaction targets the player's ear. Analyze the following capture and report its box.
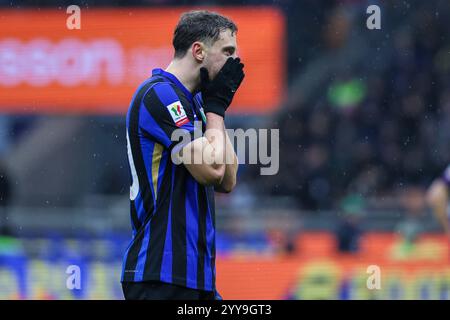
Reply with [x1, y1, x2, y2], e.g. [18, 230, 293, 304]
[191, 42, 206, 62]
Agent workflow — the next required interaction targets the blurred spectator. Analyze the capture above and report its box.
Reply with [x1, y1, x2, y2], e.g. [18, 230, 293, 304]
[335, 194, 365, 253]
[395, 186, 426, 247]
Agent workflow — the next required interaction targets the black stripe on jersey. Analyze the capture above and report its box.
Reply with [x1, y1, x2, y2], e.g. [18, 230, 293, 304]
[197, 185, 208, 290]
[171, 165, 188, 286]
[130, 200, 141, 233]
[143, 83, 196, 150]
[123, 79, 160, 276]
[206, 186, 216, 288]
[144, 154, 171, 277]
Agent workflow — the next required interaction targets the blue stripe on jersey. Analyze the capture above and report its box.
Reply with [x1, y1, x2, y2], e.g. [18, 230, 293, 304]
[133, 139, 156, 282]
[134, 191, 145, 225]
[126, 76, 164, 130]
[185, 176, 199, 288]
[160, 164, 175, 283]
[140, 136, 157, 207]
[134, 220, 151, 282]
[139, 101, 173, 148]
[121, 238, 134, 282]
[152, 69, 194, 103]
[204, 255, 212, 291]
[205, 187, 214, 290]
[153, 82, 182, 106]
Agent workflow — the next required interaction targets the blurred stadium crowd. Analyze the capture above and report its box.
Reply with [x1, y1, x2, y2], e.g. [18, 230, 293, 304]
[265, 0, 450, 211]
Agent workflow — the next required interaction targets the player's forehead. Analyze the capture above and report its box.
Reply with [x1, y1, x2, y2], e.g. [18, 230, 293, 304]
[212, 29, 237, 49]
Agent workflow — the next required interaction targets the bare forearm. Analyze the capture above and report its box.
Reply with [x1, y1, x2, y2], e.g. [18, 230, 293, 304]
[178, 113, 227, 186]
[216, 123, 238, 193]
[204, 113, 227, 169]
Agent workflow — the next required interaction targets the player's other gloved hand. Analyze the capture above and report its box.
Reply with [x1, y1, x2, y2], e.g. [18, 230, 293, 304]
[200, 57, 245, 118]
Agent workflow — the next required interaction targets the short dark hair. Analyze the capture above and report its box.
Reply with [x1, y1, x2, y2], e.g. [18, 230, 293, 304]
[173, 10, 237, 59]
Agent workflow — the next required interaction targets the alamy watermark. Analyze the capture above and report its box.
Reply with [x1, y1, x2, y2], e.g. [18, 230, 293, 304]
[66, 5, 81, 30]
[170, 121, 279, 176]
[366, 265, 381, 290]
[66, 265, 81, 290]
[366, 5, 381, 30]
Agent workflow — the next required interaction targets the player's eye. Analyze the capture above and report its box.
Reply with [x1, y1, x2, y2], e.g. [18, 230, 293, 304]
[223, 47, 235, 56]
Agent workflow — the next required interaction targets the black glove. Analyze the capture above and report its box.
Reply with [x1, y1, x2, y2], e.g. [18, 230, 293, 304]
[200, 57, 245, 118]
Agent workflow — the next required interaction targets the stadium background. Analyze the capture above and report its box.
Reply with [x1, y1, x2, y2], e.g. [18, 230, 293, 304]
[0, 0, 450, 299]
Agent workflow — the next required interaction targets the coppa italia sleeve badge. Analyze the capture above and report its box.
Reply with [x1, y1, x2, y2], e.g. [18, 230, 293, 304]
[167, 101, 189, 127]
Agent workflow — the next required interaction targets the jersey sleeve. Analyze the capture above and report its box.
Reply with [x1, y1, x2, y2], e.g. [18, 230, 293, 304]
[139, 82, 200, 150]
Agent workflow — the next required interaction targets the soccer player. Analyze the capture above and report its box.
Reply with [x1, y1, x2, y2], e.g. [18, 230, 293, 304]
[121, 11, 244, 300]
[426, 165, 450, 237]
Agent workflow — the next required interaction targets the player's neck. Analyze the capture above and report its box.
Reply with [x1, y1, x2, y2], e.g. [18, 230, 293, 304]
[165, 60, 199, 94]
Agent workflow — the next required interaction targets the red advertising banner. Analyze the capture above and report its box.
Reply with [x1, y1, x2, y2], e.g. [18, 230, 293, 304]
[0, 7, 285, 114]
[216, 233, 450, 299]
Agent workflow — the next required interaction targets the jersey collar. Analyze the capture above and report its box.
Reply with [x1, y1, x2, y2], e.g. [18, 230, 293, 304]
[151, 68, 194, 103]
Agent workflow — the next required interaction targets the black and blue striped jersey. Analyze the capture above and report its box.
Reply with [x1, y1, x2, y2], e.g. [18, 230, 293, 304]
[121, 68, 216, 292]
